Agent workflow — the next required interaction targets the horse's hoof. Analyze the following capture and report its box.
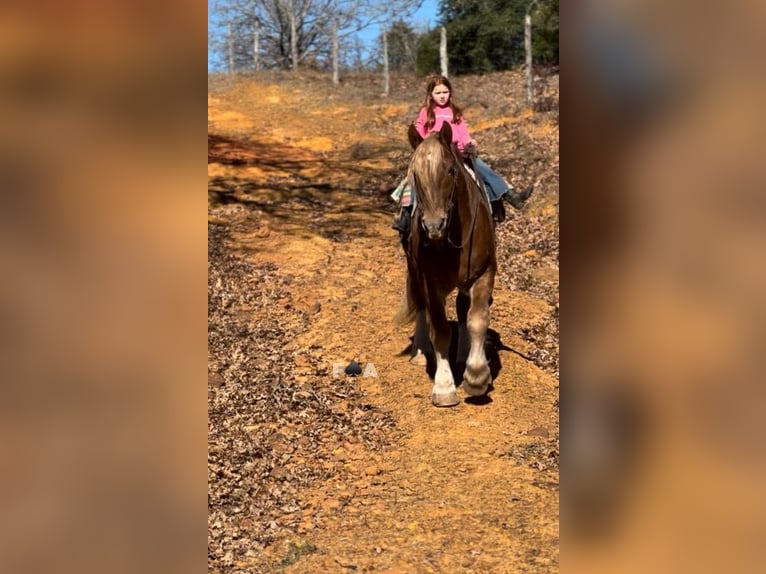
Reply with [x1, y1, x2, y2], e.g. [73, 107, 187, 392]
[432, 391, 460, 407]
[409, 350, 428, 366]
[462, 381, 489, 397]
[462, 366, 491, 397]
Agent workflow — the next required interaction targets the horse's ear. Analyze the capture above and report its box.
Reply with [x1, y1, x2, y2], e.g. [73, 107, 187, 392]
[408, 124, 423, 150]
[438, 122, 453, 147]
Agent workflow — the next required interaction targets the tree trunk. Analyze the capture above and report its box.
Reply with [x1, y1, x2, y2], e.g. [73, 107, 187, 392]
[254, 20, 260, 71]
[227, 23, 234, 72]
[440, 26, 448, 77]
[404, 38, 415, 73]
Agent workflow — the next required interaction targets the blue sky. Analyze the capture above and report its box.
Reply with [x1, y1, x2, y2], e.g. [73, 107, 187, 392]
[359, 0, 440, 52]
[402, 0, 440, 33]
[208, 0, 439, 70]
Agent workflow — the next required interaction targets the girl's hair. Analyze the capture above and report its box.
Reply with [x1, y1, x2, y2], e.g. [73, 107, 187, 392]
[423, 74, 464, 130]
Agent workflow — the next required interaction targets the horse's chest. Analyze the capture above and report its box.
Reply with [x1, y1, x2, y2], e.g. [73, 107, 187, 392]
[418, 246, 461, 277]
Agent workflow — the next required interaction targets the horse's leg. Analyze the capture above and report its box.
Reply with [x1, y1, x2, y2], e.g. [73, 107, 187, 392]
[410, 310, 431, 366]
[455, 291, 471, 367]
[428, 298, 459, 407]
[462, 271, 494, 396]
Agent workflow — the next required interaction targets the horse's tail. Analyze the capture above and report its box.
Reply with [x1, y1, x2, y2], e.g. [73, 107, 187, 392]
[394, 269, 423, 326]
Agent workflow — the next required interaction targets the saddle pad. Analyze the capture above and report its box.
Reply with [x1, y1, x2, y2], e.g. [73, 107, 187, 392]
[391, 164, 479, 208]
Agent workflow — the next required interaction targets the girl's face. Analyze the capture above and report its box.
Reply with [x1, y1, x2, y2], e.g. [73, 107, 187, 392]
[430, 84, 451, 107]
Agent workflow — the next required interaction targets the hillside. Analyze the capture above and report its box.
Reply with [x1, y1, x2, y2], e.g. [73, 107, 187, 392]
[208, 69, 559, 573]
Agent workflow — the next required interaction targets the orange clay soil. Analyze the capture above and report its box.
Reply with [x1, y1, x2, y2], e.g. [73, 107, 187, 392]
[209, 71, 559, 573]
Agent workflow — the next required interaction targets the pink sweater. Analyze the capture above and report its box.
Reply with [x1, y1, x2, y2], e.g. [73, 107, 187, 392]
[414, 106, 473, 151]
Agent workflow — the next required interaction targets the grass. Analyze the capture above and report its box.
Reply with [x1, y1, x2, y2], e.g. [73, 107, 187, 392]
[280, 540, 319, 568]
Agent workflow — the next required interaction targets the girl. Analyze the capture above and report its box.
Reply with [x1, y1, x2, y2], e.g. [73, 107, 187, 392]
[393, 74, 533, 233]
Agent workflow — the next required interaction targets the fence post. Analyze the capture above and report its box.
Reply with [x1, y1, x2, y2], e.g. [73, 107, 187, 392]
[383, 28, 390, 96]
[440, 26, 448, 77]
[525, 1, 539, 107]
[332, 20, 339, 85]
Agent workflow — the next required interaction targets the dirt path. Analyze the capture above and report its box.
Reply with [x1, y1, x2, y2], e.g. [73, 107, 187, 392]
[208, 73, 559, 573]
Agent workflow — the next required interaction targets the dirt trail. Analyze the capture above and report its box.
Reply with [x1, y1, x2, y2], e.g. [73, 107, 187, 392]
[209, 73, 559, 573]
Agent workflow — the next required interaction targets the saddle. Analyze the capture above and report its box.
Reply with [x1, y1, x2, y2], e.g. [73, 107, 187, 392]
[462, 144, 506, 223]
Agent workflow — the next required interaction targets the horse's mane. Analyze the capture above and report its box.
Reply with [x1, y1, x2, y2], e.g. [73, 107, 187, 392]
[407, 134, 450, 211]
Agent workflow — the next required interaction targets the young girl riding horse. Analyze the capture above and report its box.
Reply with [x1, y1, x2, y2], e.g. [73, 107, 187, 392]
[392, 74, 533, 235]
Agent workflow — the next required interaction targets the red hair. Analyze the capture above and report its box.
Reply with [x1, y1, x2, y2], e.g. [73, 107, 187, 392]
[423, 74, 464, 130]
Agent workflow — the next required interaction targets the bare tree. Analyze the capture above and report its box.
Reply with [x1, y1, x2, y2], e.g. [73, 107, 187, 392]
[228, 23, 235, 71]
[210, 0, 424, 72]
[254, 19, 261, 70]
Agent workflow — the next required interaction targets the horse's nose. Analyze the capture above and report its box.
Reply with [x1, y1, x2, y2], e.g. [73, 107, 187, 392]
[423, 216, 447, 238]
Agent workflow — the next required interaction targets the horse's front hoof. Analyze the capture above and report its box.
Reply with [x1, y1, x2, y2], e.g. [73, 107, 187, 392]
[462, 366, 491, 397]
[432, 391, 460, 407]
[462, 382, 489, 397]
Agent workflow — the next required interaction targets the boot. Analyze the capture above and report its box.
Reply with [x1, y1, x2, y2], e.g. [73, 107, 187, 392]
[391, 207, 412, 234]
[502, 184, 534, 210]
[392, 208, 412, 251]
[491, 199, 506, 223]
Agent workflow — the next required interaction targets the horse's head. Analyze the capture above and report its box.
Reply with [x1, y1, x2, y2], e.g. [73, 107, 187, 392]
[408, 122, 459, 241]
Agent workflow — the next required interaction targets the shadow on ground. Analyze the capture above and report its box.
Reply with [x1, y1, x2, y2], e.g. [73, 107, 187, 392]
[398, 320, 536, 404]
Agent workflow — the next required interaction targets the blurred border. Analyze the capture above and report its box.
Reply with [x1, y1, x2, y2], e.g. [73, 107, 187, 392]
[564, 1, 766, 572]
[0, 2, 207, 573]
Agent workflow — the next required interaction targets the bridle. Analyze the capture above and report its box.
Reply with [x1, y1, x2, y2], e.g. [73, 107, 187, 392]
[413, 156, 480, 250]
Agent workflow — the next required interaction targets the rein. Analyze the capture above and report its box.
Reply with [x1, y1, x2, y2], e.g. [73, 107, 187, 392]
[444, 166, 480, 250]
[412, 157, 482, 284]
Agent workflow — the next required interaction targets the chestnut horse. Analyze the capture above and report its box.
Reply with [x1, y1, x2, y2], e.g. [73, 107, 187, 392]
[398, 122, 497, 407]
